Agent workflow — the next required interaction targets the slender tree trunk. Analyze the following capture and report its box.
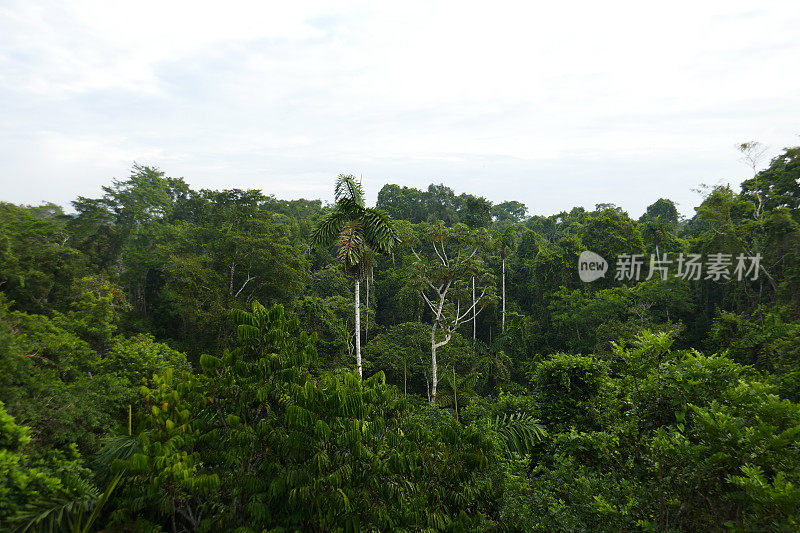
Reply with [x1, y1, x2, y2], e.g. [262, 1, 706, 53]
[472, 277, 476, 342]
[365, 277, 369, 343]
[430, 293, 449, 405]
[431, 334, 438, 404]
[355, 279, 362, 377]
[453, 365, 458, 422]
[425, 375, 430, 403]
[502, 258, 506, 333]
[229, 261, 235, 295]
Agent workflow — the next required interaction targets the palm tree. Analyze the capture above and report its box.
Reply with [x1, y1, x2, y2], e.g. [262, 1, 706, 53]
[499, 225, 516, 333]
[311, 175, 400, 377]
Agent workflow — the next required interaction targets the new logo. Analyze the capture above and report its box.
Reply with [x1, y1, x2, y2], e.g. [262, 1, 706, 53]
[578, 251, 608, 282]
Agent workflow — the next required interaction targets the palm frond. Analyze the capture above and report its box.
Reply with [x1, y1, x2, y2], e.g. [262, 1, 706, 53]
[362, 208, 401, 253]
[460, 371, 480, 391]
[334, 175, 365, 208]
[336, 221, 365, 271]
[93, 433, 141, 485]
[311, 210, 349, 249]
[436, 371, 480, 408]
[336, 197, 365, 218]
[485, 413, 547, 455]
[12, 495, 92, 533]
[10, 471, 125, 533]
[79, 472, 124, 533]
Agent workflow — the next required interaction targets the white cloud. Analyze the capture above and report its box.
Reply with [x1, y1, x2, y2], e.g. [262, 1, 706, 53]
[1, 0, 799, 216]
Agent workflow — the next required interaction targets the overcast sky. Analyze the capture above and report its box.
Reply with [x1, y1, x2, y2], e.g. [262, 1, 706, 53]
[1, 1, 799, 218]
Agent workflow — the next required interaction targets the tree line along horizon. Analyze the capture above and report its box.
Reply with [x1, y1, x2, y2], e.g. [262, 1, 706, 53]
[1, 143, 799, 531]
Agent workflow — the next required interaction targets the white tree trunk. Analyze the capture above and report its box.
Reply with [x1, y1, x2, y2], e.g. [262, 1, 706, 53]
[472, 276, 476, 341]
[430, 324, 438, 404]
[502, 258, 506, 333]
[355, 279, 362, 377]
[429, 290, 449, 405]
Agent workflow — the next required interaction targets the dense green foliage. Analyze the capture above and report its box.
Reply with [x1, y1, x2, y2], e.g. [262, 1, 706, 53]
[1, 147, 799, 531]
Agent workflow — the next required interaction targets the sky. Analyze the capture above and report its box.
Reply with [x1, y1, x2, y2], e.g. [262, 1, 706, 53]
[1, 1, 799, 218]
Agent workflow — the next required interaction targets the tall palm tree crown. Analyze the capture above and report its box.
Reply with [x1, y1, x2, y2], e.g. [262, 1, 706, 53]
[312, 176, 400, 273]
[311, 175, 401, 376]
